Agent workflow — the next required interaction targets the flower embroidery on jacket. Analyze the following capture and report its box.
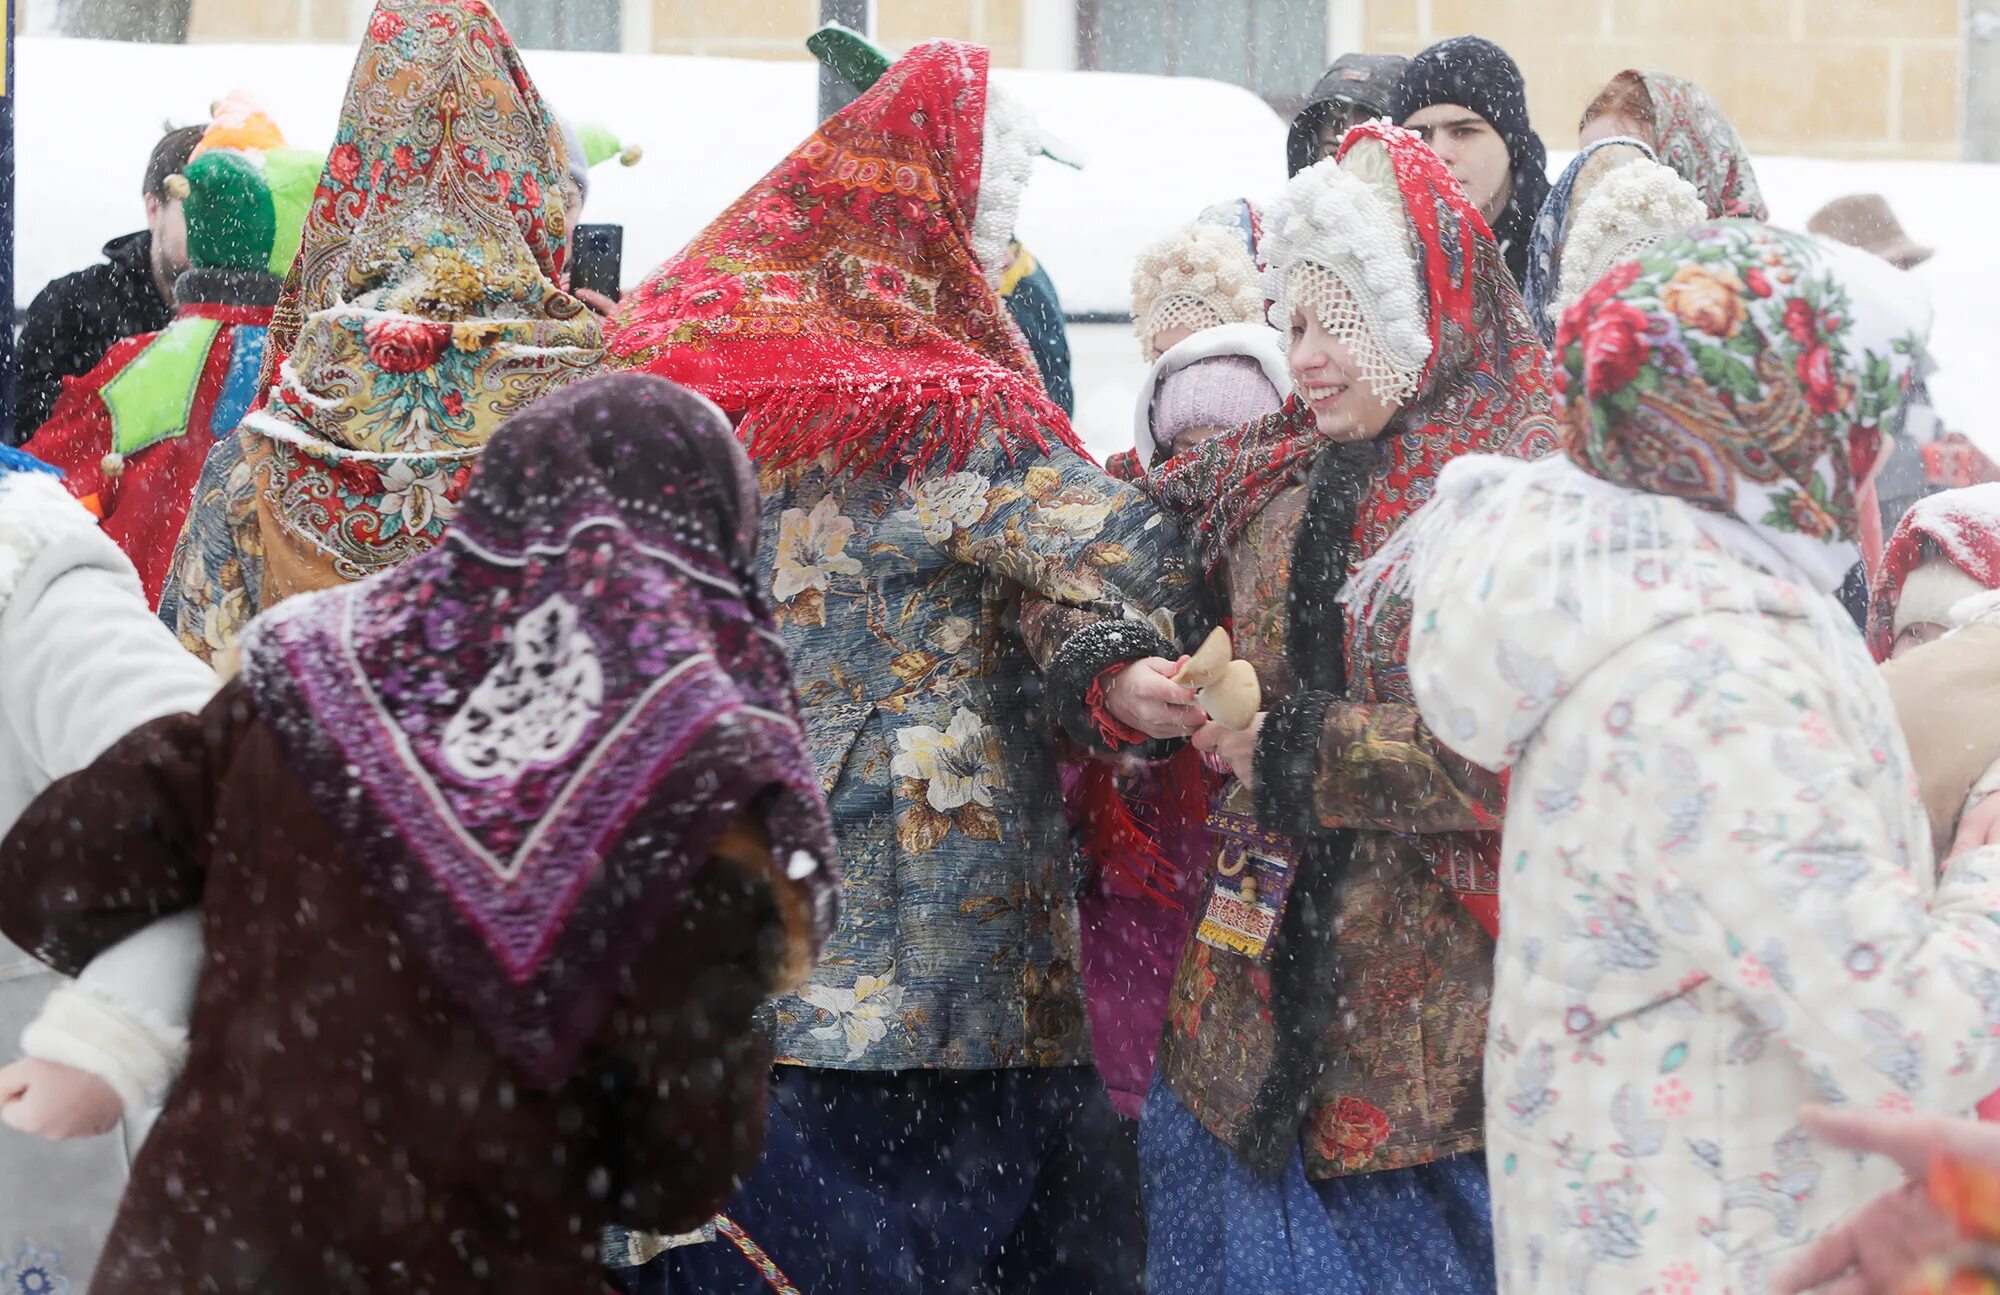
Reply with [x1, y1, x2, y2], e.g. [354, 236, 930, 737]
[798, 971, 907, 1061]
[0, 1243, 68, 1295]
[771, 496, 863, 623]
[906, 471, 990, 545]
[889, 707, 1006, 853]
[1309, 1096, 1394, 1171]
[891, 707, 1000, 812]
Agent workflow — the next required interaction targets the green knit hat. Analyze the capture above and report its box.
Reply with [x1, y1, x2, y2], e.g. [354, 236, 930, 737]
[172, 151, 273, 273]
[163, 101, 323, 276]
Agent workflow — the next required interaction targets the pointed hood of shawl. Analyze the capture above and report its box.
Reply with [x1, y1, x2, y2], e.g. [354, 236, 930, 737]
[242, 0, 604, 589]
[240, 373, 837, 1087]
[607, 39, 1082, 480]
[1868, 483, 2000, 660]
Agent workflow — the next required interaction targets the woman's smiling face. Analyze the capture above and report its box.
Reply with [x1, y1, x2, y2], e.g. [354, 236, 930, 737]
[1288, 299, 1400, 443]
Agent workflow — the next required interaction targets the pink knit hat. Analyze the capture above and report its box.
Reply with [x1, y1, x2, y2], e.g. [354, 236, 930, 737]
[1151, 356, 1283, 454]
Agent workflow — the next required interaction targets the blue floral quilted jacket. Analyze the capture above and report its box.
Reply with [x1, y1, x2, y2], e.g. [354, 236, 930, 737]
[759, 432, 1197, 1070]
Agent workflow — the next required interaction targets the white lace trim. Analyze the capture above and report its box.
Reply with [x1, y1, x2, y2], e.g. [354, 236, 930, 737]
[1257, 149, 1429, 398]
[1552, 160, 1705, 324]
[1130, 224, 1264, 360]
[1134, 297, 1228, 359]
[1275, 261, 1424, 405]
[972, 81, 1039, 288]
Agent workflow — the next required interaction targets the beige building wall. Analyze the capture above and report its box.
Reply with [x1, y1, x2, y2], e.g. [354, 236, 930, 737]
[165, 0, 1025, 64]
[1363, 0, 1960, 160]
[646, 0, 1024, 64]
[39, 0, 1964, 159]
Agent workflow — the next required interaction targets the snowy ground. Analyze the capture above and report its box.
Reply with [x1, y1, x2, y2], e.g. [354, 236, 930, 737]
[16, 37, 2000, 459]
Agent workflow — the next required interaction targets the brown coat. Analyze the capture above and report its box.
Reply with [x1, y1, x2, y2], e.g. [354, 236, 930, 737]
[1154, 455, 1501, 1179]
[0, 681, 794, 1294]
[1882, 620, 2000, 860]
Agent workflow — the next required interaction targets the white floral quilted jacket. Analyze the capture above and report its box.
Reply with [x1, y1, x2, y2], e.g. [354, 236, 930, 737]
[1402, 458, 2000, 1294]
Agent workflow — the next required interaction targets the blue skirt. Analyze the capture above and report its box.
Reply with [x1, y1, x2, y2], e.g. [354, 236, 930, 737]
[1139, 1076, 1496, 1295]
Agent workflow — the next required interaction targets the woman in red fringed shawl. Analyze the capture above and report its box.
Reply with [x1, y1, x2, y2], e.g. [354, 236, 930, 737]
[0, 373, 838, 1292]
[158, 0, 603, 666]
[1136, 122, 1556, 1295]
[608, 38, 1201, 1295]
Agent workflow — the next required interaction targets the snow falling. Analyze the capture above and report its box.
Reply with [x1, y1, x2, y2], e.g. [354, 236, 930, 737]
[0, 2, 1995, 1293]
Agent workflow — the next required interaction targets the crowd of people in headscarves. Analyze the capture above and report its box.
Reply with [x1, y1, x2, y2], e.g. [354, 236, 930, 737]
[5, 4, 2000, 1294]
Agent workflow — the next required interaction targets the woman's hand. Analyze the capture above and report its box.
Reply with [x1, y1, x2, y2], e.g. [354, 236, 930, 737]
[1950, 791, 2000, 860]
[1774, 1105, 2000, 1294]
[1193, 712, 1266, 785]
[1101, 657, 1207, 741]
[0, 1057, 125, 1140]
[574, 287, 620, 317]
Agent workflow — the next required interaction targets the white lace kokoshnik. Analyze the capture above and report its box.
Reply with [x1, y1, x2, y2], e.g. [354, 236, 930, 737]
[1275, 262, 1425, 406]
[1135, 295, 1228, 358]
[1257, 152, 1429, 407]
[1551, 160, 1707, 324]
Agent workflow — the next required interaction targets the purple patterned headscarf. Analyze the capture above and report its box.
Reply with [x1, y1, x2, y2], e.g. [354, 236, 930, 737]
[240, 372, 838, 1087]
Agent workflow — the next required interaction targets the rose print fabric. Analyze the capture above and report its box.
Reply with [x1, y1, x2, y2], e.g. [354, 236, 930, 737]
[1555, 222, 1925, 592]
[160, 0, 603, 661]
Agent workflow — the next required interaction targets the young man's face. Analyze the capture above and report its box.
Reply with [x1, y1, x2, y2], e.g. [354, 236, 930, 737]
[1404, 103, 1515, 225]
[146, 192, 190, 284]
[1313, 100, 1375, 165]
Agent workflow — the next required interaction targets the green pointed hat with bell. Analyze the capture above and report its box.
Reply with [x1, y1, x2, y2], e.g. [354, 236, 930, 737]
[164, 100, 323, 277]
[806, 23, 1084, 169]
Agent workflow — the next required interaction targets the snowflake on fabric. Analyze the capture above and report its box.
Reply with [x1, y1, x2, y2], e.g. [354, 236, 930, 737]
[0, 1244, 69, 1295]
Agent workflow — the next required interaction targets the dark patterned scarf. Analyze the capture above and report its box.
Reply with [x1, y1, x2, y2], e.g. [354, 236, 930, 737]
[240, 373, 837, 1087]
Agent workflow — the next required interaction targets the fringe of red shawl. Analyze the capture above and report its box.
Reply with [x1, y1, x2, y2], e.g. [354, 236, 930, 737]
[1074, 748, 1214, 907]
[729, 374, 1090, 479]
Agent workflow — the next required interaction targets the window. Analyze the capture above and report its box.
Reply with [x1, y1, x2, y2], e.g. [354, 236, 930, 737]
[488, 0, 620, 52]
[1077, 0, 1328, 105]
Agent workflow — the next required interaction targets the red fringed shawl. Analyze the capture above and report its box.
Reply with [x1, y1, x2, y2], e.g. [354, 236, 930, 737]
[608, 40, 1084, 479]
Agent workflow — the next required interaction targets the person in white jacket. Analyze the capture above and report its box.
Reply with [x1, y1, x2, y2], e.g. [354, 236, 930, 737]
[0, 447, 216, 1293]
[1356, 223, 2000, 1294]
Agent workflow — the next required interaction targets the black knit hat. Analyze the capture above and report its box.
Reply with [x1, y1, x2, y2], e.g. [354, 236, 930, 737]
[1392, 35, 1550, 287]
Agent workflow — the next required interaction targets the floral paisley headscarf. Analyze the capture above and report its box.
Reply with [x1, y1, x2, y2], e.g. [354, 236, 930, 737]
[1597, 70, 1769, 223]
[241, 374, 836, 1086]
[607, 39, 1081, 479]
[1557, 222, 1928, 591]
[166, 0, 603, 655]
[1523, 136, 1659, 345]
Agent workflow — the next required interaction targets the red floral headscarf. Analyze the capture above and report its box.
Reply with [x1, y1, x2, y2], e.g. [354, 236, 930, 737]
[607, 39, 1082, 479]
[1867, 484, 2000, 660]
[1150, 121, 1557, 574]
